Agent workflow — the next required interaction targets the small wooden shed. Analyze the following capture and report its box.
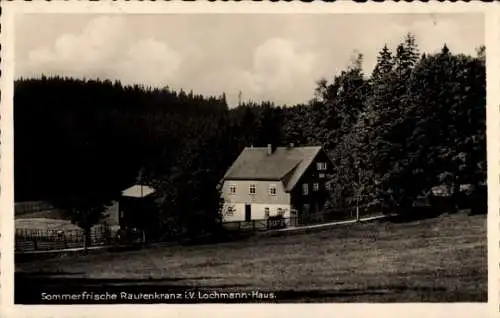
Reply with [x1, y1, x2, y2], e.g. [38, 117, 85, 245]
[119, 184, 157, 231]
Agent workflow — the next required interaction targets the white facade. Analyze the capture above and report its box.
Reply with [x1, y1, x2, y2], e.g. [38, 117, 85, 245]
[222, 202, 292, 222]
[221, 179, 292, 223]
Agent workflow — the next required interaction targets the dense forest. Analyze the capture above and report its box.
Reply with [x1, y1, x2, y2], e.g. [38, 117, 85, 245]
[14, 34, 486, 239]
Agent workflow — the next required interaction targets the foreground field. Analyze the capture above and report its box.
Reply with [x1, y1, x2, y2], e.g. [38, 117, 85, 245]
[16, 211, 487, 303]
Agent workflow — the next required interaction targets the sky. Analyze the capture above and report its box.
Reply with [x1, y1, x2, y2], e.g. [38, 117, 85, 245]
[15, 13, 484, 107]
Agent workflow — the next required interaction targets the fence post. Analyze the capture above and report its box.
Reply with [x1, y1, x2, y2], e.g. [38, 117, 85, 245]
[104, 223, 111, 245]
[356, 196, 360, 222]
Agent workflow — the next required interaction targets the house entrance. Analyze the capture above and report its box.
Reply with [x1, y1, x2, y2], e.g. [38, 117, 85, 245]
[245, 203, 251, 222]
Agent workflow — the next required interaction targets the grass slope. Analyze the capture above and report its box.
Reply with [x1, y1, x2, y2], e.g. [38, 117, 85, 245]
[15, 202, 120, 228]
[16, 211, 486, 303]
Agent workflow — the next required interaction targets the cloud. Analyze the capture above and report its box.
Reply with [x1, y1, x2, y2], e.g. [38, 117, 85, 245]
[17, 14, 483, 107]
[240, 38, 319, 106]
[115, 38, 181, 87]
[24, 16, 181, 86]
[170, 37, 320, 107]
[28, 16, 127, 67]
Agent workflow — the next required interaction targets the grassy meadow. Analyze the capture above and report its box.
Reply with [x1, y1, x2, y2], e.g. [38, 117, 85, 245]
[16, 211, 486, 303]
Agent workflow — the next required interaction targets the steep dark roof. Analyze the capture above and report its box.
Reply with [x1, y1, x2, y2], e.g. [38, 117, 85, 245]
[223, 146, 322, 192]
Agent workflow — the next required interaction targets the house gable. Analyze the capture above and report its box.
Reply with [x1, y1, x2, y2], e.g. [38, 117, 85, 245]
[282, 147, 326, 192]
[289, 149, 334, 213]
[290, 149, 334, 191]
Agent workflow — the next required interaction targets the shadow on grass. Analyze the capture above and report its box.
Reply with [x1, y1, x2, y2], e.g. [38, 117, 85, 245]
[385, 209, 443, 223]
[17, 271, 86, 277]
[15, 248, 113, 263]
[180, 231, 257, 246]
[185, 261, 231, 268]
[16, 272, 229, 283]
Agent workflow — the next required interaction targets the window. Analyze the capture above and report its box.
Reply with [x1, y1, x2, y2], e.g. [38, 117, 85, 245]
[226, 206, 234, 216]
[264, 207, 270, 218]
[319, 173, 326, 179]
[277, 208, 284, 217]
[269, 184, 277, 196]
[317, 162, 327, 171]
[313, 182, 319, 192]
[325, 183, 331, 191]
[229, 184, 236, 194]
[249, 184, 256, 195]
[302, 183, 309, 195]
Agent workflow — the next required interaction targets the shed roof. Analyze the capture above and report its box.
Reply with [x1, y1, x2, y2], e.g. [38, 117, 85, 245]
[121, 184, 155, 198]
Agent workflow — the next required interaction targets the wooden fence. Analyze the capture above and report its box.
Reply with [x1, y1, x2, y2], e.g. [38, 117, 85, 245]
[222, 204, 386, 233]
[222, 218, 289, 232]
[15, 223, 112, 253]
[14, 202, 387, 252]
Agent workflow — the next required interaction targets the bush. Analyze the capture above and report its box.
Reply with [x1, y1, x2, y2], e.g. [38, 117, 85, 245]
[469, 185, 487, 215]
[267, 215, 287, 229]
[114, 227, 145, 246]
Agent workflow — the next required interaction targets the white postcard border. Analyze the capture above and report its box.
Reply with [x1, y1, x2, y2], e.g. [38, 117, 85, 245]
[1, 1, 498, 318]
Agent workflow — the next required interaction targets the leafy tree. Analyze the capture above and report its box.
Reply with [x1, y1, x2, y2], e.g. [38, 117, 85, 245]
[321, 53, 370, 208]
[54, 195, 113, 251]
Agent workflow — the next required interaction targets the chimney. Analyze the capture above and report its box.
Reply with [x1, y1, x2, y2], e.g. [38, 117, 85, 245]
[267, 144, 273, 155]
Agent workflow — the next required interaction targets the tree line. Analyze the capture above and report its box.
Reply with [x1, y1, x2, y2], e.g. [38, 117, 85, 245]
[14, 33, 486, 242]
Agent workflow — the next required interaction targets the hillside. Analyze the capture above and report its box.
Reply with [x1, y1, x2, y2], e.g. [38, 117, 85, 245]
[14, 35, 486, 240]
[15, 201, 120, 228]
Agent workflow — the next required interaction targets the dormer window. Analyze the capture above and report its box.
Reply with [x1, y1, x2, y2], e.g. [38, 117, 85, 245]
[229, 184, 236, 194]
[317, 162, 327, 171]
[249, 184, 256, 195]
[269, 184, 277, 196]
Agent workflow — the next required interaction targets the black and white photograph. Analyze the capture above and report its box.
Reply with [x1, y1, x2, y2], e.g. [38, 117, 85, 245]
[1, 3, 494, 314]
